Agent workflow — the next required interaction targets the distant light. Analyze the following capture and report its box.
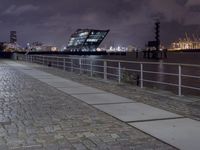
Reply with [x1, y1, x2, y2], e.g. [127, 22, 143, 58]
[117, 46, 121, 51]
[79, 32, 89, 36]
[96, 48, 101, 51]
[51, 47, 57, 51]
[60, 46, 67, 51]
[86, 39, 98, 42]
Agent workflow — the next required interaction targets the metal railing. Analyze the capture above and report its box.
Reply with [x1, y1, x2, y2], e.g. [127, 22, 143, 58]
[15, 54, 200, 96]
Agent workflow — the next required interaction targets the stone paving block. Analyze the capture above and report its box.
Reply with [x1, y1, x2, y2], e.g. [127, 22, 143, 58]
[11, 145, 43, 150]
[0, 116, 11, 125]
[72, 93, 135, 105]
[72, 142, 88, 150]
[130, 118, 200, 150]
[0, 145, 8, 150]
[94, 103, 182, 122]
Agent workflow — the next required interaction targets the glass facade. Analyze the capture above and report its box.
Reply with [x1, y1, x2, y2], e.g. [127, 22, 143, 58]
[67, 29, 109, 52]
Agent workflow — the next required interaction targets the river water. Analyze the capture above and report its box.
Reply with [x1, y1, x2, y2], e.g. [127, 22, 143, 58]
[85, 52, 200, 96]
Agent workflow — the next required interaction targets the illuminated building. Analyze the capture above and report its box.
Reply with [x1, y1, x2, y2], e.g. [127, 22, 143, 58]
[66, 29, 109, 52]
[170, 33, 200, 51]
[28, 42, 58, 52]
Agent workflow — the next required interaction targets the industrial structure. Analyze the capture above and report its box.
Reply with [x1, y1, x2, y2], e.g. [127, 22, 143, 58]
[145, 20, 162, 59]
[10, 31, 17, 43]
[170, 33, 200, 51]
[66, 29, 109, 52]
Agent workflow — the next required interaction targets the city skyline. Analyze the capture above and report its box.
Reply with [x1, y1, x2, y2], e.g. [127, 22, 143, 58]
[0, 0, 200, 48]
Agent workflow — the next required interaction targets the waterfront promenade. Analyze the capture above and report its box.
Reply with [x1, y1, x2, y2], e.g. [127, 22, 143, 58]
[1, 60, 200, 150]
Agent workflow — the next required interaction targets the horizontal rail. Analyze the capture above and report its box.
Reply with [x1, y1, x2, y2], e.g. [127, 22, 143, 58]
[144, 79, 178, 87]
[182, 85, 200, 91]
[143, 70, 178, 76]
[121, 68, 141, 73]
[182, 74, 200, 79]
[106, 72, 119, 77]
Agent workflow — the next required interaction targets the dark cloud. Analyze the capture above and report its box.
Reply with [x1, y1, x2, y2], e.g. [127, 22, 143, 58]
[0, 0, 200, 48]
[3, 4, 39, 16]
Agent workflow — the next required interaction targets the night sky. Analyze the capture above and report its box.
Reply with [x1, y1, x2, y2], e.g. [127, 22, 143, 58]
[0, 0, 200, 49]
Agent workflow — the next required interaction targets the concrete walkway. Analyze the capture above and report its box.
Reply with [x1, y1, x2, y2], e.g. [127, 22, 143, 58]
[2, 60, 200, 150]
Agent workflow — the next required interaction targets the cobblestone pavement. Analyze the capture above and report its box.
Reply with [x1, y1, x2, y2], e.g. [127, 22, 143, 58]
[19, 61, 200, 122]
[0, 60, 176, 150]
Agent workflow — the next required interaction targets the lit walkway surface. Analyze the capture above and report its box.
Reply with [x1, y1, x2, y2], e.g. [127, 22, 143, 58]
[1, 60, 200, 150]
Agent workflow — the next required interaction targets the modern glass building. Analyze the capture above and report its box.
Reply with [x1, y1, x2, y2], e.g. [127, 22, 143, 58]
[66, 29, 109, 52]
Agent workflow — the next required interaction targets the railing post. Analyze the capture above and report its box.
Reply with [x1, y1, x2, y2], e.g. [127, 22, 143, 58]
[178, 65, 182, 96]
[43, 56, 45, 65]
[79, 58, 82, 74]
[25, 55, 28, 62]
[56, 57, 58, 68]
[90, 60, 93, 77]
[39, 56, 41, 64]
[140, 63, 143, 88]
[118, 62, 121, 83]
[71, 59, 73, 72]
[63, 58, 66, 70]
[104, 60, 107, 80]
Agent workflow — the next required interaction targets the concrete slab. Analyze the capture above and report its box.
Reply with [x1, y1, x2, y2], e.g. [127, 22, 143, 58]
[31, 75, 56, 79]
[36, 76, 84, 87]
[72, 93, 135, 105]
[44, 81, 84, 88]
[130, 118, 200, 150]
[57, 86, 106, 94]
[19, 69, 50, 76]
[23, 71, 50, 76]
[94, 103, 181, 122]
[38, 78, 69, 83]
[5, 62, 26, 67]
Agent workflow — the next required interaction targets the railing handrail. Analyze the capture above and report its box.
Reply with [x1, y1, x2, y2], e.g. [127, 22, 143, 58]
[32, 54, 200, 68]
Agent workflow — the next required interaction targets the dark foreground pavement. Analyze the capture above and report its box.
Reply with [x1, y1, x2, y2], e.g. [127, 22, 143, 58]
[0, 60, 176, 150]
